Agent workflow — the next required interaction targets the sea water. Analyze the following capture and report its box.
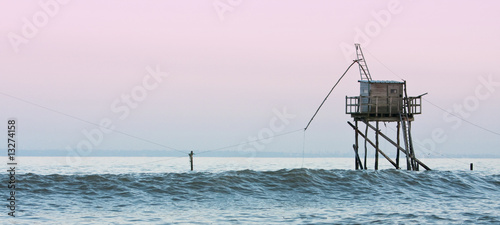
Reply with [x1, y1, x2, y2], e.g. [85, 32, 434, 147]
[3, 157, 500, 224]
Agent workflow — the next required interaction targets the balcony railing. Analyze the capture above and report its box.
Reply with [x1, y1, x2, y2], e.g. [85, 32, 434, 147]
[346, 96, 421, 115]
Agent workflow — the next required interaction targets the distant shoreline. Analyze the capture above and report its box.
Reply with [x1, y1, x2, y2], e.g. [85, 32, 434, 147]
[15, 150, 500, 159]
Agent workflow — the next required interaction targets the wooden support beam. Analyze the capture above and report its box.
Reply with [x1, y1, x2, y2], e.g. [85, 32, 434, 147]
[375, 121, 379, 170]
[352, 145, 363, 170]
[355, 121, 359, 170]
[408, 121, 418, 171]
[348, 122, 400, 169]
[401, 117, 411, 170]
[363, 122, 368, 170]
[396, 121, 400, 168]
[360, 121, 431, 171]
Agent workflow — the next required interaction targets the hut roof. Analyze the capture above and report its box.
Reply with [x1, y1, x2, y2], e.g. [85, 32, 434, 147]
[358, 80, 404, 84]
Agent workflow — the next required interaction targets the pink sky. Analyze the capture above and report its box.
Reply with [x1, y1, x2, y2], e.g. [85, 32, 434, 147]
[1, 0, 500, 157]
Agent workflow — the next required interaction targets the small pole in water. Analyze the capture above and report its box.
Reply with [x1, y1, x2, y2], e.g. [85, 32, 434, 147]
[470, 163, 473, 171]
[189, 151, 194, 171]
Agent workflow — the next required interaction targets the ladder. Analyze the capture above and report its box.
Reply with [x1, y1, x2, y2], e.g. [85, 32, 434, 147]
[399, 81, 418, 171]
[355, 43, 372, 81]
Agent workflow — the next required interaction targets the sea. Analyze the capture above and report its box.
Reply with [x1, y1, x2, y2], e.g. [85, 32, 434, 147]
[3, 157, 500, 224]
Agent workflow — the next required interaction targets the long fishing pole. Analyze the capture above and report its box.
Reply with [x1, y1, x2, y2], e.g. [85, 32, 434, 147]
[304, 60, 359, 131]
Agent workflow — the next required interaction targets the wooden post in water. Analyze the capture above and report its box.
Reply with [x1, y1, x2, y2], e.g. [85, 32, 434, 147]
[189, 151, 194, 171]
[403, 120, 411, 171]
[375, 121, 379, 170]
[364, 123, 369, 170]
[396, 121, 400, 169]
[347, 122, 399, 169]
[408, 121, 417, 171]
[358, 121, 431, 170]
[353, 145, 363, 170]
[355, 121, 359, 170]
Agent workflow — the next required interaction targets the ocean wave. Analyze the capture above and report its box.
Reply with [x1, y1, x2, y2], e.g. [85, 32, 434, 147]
[18, 169, 500, 202]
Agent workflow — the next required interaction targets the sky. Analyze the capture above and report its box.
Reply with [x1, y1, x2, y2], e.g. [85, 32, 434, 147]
[1, 0, 500, 160]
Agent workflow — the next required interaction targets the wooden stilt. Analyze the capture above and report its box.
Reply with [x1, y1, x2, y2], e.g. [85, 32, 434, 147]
[396, 121, 400, 169]
[407, 121, 418, 171]
[359, 121, 431, 170]
[352, 145, 363, 170]
[401, 118, 411, 170]
[347, 122, 399, 169]
[375, 121, 379, 170]
[355, 121, 360, 170]
[364, 122, 368, 170]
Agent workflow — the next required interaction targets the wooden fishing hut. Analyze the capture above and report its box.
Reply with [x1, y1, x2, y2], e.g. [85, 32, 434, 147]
[345, 44, 430, 171]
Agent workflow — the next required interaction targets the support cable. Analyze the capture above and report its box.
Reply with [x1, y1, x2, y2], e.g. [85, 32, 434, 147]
[424, 99, 500, 136]
[133, 154, 188, 166]
[365, 48, 500, 137]
[196, 128, 304, 156]
[0, 91, 186, 154]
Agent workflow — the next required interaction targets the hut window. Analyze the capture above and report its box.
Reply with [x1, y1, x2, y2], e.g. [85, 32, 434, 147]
[390, 89, 398, 94]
